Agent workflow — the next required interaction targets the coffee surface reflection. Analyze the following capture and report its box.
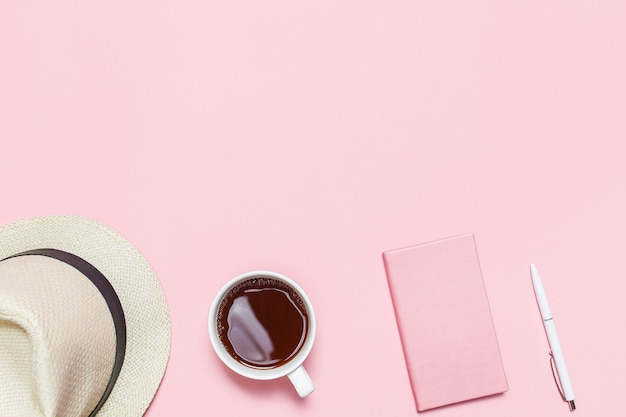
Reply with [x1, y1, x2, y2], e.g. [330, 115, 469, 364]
[216, 277, 308, 369]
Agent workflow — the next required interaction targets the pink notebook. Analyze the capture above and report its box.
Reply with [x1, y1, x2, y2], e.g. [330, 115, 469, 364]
[383, 234, 508, 412]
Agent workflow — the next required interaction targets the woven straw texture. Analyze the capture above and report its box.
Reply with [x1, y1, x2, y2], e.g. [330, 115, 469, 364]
[0, 216, 171, 417]
[0, 256, 117, 416]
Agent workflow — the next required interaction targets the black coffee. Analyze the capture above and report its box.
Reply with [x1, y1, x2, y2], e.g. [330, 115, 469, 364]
[216, 276, 309, 369]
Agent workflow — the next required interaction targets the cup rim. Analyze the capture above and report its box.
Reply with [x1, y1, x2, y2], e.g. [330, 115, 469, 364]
[208, 270, 316, 380]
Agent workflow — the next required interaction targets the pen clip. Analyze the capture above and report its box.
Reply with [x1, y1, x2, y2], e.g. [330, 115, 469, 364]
[549, 352, 567, 402]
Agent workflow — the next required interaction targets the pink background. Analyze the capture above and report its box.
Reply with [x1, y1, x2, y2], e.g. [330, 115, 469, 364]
[1, 1, 624, 416]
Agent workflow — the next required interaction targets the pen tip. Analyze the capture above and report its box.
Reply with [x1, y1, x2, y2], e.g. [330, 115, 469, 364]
[530, 264, 541, 280]
[568, 400, 576, 411]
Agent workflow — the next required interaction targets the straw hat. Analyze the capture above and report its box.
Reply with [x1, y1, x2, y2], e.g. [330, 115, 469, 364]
[0, 215, 171, 417]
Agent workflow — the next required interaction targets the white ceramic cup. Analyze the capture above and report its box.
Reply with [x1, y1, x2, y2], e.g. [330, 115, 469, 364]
[208, 270, 316, 398]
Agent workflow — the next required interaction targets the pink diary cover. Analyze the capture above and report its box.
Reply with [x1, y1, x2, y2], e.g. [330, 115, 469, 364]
[383, 234, 508, 412]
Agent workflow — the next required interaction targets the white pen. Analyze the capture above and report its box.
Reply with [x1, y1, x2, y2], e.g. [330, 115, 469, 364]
[530, 264, 576, 411]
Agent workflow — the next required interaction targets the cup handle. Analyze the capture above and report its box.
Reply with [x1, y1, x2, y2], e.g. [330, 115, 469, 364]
[287, 365, 314, 398]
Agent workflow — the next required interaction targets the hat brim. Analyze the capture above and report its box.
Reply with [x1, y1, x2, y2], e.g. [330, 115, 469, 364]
[0, 215, 171, 417]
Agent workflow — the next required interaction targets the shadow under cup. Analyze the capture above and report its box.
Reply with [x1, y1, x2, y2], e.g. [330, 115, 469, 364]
[208, 271, 316, 397]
